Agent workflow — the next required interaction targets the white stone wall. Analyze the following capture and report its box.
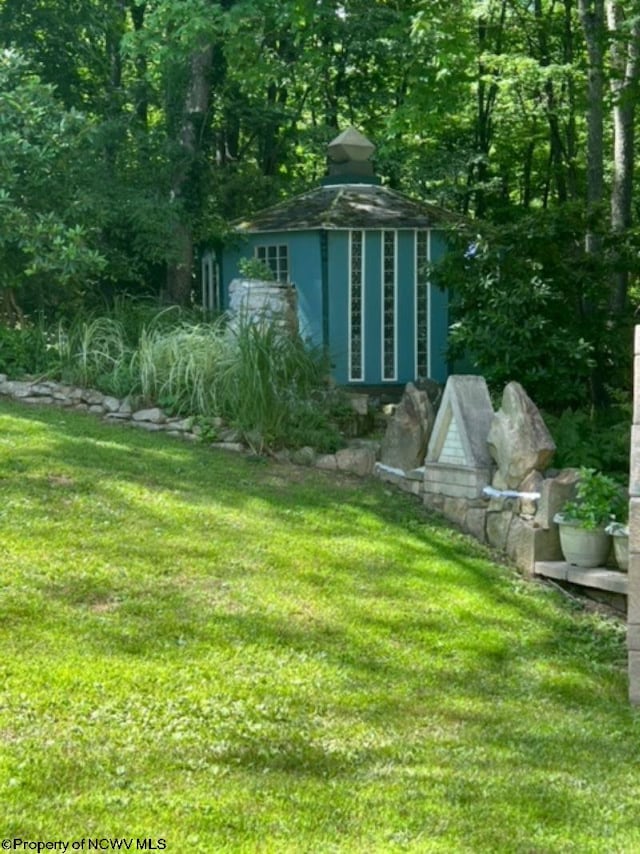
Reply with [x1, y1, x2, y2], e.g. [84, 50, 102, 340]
[628, 327, 640, 703]
[228, 278, 298, 336]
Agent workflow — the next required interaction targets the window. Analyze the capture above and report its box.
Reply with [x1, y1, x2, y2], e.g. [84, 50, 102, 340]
[382, 231, 397, 381]
[415, 230, 430, 378]
[349, 230, 364, 381]
[255, 244, 289, 283]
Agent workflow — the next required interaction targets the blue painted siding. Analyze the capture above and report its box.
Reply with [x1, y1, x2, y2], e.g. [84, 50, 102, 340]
[326, 231, 349, 384]
[429, 232, 449, 383]
[221, 231, 324, 348]
[221, 225, 450, 387]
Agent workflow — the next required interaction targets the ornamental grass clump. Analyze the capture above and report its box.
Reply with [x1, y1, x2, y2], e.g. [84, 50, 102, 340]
[58, 315, 133, 394]
[134, 318, 229, 415]
[212, 318, 334, 453]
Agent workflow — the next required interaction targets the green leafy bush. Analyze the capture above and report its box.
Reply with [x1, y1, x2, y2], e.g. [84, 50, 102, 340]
[237, 257, 276, 281]
[0, 320, 57, 376]
[544, 406, 630, 477]
[436, 207, 632, 411]
[560, 467, 627, 529]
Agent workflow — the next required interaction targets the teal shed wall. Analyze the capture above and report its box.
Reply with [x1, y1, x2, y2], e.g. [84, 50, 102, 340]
[221, 231, 324, 347]
[220, 227, 449, 387]
[326, 229, 449, 386]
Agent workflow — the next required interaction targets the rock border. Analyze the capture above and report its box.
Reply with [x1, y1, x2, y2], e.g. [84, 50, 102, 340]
[0, 375, 381, 478]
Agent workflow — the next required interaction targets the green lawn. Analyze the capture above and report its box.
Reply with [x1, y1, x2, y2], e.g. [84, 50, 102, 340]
[0, 400, 638, 853]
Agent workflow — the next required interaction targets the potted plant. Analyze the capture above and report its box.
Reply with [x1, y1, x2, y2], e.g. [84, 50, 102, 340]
[605, 520, 629, 572]
[553, 467, 627, 568]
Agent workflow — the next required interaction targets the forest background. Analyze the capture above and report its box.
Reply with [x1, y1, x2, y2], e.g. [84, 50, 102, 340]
[0, 0, 638, 420]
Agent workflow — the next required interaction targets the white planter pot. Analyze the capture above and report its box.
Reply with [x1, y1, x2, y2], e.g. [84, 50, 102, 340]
[554, 516, 611, 568]
[612, 532, 629, 572]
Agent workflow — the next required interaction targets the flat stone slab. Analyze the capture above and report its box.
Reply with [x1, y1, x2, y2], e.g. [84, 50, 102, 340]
[534, 561, 628, 595]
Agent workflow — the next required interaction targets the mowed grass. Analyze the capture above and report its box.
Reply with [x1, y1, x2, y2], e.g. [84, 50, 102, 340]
[0, 400, 638, 853]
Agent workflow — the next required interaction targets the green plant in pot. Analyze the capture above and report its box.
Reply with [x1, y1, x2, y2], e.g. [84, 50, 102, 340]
[553, 467, 627, 569]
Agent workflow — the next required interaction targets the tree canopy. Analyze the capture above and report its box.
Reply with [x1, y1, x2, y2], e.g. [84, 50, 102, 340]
[0, 0, 638, 407]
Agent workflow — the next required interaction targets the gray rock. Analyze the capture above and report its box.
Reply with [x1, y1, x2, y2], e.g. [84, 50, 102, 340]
[380, 382, 435, 472]
[132, 407, 166, 424]
[315, 454, 338, 471]
[7, 382, 32, 398]
[534, 469, 580, 529]
[517, 470, 544, 517]
[487, 382, 556, 488]
[103, 396, 122, 413]
[130, 421, 163, 431]
[84, 389, 105, 405]
[291, 446, 317, 466]
[465, 508, 487, 542]
[335, 446, 376, 477]
[486, 510, 513, 552]
[442, 497, 469, 528]
[23, 396, 53, 405]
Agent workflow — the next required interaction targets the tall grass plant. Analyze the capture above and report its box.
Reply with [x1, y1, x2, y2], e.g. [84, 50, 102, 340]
[1, 297, 343, 452]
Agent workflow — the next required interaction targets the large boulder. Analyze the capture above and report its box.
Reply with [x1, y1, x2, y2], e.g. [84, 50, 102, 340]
[380, 382, 435, 472]
[487, 382, 556, 488]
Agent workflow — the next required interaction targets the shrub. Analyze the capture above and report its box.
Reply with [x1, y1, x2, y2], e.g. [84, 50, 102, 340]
[0, 320, 55, 376]
[545, 406, 630, 477]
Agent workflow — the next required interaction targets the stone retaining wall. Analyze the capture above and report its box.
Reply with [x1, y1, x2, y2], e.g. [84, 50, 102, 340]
[0, 375, 380, 477]
[629, 327, 640, 703]
[375, 377, 578, 577]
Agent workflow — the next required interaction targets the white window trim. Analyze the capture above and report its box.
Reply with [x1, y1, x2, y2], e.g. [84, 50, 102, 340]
[348, 230, 365, 382]
[414, 229, 432, 379]
[254, 244, 289, 283]
[381, 230, 398, 382]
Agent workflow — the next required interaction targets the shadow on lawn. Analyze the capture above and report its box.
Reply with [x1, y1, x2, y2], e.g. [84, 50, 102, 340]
[0, 403, 630, 700]
[4, 408, 640, 851]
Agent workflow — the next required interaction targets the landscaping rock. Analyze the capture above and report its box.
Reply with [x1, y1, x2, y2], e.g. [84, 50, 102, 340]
[291, 446, 317, 466]
[465, 508, 487, 543]
[517, 470, 544, 517]
[380, 382, 434, 472]
[103, 396, 121, 413]
[442, 497, 468, 528]
[315, 454, 338, 471]
[132, 407, 166, 424]
[335, 445, 376, 477]
[534, 469, 580, 529]
[486, 510, 513, 552]
[487, 382, 556, 488]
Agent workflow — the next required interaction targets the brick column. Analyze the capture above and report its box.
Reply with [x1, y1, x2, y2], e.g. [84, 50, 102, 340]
[629, 326, 640, 703]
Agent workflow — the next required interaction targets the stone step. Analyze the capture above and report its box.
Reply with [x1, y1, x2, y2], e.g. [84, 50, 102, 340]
[534, 561, 628, 595]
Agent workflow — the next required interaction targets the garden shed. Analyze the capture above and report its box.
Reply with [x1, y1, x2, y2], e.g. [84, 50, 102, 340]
[202, 129, 455, 388]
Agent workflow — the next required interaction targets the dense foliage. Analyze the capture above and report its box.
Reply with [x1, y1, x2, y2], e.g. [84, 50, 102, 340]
[0, 0, 638, 410]
[0, 303, 348, 454]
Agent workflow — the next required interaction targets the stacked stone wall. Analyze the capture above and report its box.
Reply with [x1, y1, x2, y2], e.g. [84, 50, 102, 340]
[0, 375, 380, 478]
[628, 327, 640, 703]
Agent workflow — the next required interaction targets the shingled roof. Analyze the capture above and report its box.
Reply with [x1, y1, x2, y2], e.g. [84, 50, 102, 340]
[233, 183, 456, 234]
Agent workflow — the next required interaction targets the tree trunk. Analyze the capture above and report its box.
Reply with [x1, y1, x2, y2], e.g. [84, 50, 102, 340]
[578, 0, 605, 254]
[578, 0, 607, 408]
[606, 0, 640, 315]
[166, 45, 213, 305]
